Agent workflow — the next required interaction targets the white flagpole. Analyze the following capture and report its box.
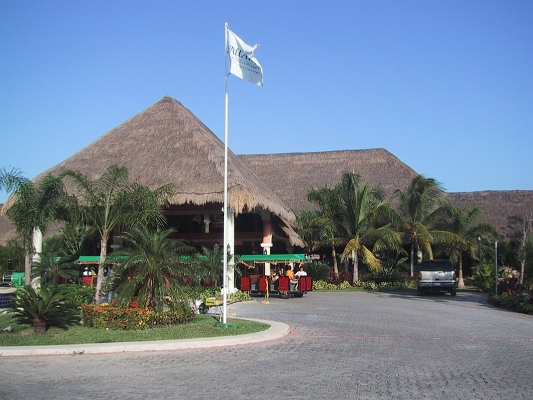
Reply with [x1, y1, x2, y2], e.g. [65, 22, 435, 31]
[222, 23, 229, 325]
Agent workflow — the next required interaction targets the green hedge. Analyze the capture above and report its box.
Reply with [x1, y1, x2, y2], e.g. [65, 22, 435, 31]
[354, 279, 417, 291]
[312, 280, 351, 291]
[488, 293, 533, 315]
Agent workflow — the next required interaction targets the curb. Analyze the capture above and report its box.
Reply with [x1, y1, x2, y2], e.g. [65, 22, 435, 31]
[0, 318, 290, 357]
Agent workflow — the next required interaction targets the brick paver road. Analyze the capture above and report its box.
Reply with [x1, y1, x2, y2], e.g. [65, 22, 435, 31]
[1, 291, 532, 399]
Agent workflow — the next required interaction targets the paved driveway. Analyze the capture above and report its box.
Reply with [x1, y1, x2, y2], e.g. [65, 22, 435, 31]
[1, 291, 532, 399]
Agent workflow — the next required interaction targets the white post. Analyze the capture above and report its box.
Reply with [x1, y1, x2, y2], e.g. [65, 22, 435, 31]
[495, 241, 498, 295]
[227, 209, 235, 293]
[222, 23, 229, 325]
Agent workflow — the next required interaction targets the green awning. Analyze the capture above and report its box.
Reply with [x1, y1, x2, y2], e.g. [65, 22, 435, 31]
[76, 255, 124, 264]
[238, 254, 309, 264]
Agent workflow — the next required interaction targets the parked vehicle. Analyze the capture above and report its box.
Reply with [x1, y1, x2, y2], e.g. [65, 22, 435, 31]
[417, 259, 457, 296]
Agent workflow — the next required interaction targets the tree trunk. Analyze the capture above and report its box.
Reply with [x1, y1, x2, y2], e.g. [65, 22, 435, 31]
[458, 258, 465, 289]
[24, 256, 32, 286]
[410, 244, 415, 277]
[331, 245, 339, 278]
[352, 249, 358, 284]
[94, 232, 109, 304]
[33, 318, 47, 334]
[352, 251, 359, 285]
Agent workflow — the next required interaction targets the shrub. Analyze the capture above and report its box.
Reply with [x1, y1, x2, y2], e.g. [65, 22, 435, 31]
[313, 280, 351, 291]
[489, 293, 533, 315]
[58, 284, 95, 307]
[12, 285, 80, 334]
[305, 261, 330, 281]
[81, 302, 195, 330]
[467, 263, 495, 292]
[354, 278, 417, 291]
[229, 290, 252, 302]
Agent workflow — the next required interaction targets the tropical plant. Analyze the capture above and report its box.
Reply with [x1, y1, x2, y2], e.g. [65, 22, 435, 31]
[11, 285, 80, 334]
[110, 225, 196, 311]
[46, 223, 96, 260]
[437, 205, 498, 288]
[195, 244, 229, 288]
[394, 175, 462, 276]
[62, 165, 174, 303]
[467, 263, 496, 292]
[2, 172, 70, 284]
[304, 260, 330, 281]
[338, 172, 402, 284]
[373, 249, 408, 282]
[31, 251, 80, 286]
[305, 184, 345, 277]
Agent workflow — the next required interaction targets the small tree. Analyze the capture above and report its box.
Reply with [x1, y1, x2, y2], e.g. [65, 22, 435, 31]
[111, 226, 196, 311]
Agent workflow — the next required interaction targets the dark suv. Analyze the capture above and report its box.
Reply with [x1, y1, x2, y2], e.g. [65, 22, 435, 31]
[417, 259, 457, 296]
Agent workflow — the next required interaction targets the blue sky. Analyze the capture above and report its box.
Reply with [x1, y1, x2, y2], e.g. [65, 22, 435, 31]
[1, 1, 532, 203]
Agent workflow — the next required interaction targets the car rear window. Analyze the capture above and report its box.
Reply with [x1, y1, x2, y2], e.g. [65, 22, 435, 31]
[419, 260, 454, 271]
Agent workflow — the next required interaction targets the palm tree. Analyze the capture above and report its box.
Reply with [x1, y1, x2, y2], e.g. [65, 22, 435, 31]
[110, 226, 195, 311]
[438, 205, 498, 288]
[31, 251, 80, 286]
[338, 172, 402, 284]
[306, 184, 345, 277]
[296, 210, 322, 254]
[2, 172, 70, 284]
[62, 165, 174, 303]
[196, 244, 226, 288]
[0, 166, 28, 193]
[394, 175, 462, 276]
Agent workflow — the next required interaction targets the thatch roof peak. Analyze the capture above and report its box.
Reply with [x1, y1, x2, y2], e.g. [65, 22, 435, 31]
[32, 95, 298, 229]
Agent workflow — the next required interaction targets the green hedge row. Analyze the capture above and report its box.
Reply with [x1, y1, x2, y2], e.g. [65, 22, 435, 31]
[488, 293, 533, 315]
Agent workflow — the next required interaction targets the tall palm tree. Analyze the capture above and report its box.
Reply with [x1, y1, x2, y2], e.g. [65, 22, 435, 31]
[338, 172, 401, 284]
[111, 226, 196, 311]
[3, 172, 70, 284]
[394, 175, 461, 276]
[62, 165, 174, 303]
[438, 205, 498, 288]
[306, 184, 345, 277]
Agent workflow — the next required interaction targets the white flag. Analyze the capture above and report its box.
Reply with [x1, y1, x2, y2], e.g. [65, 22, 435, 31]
[226, 25, 263, 87]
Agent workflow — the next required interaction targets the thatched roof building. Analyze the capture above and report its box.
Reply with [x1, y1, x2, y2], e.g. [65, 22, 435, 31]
[1, 96, 532, 249]
[239, 149, 418, 213]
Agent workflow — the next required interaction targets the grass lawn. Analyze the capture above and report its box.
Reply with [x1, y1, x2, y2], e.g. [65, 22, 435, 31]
[0, 312, 269, 347]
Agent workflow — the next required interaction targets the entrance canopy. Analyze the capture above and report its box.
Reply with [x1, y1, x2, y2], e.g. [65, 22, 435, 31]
[238, 254, 310, 264]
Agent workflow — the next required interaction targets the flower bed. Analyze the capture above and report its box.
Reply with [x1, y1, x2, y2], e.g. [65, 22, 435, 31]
[82, 303, 194, 330]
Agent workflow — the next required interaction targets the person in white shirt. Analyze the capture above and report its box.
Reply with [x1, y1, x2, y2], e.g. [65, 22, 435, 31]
[294, 266, 307, 290]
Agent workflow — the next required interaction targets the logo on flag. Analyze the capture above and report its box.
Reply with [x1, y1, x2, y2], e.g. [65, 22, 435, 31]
[226, 25, 263, 87]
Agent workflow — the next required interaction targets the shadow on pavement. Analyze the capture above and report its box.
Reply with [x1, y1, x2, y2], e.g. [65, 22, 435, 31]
[373, 289, 490, 306]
